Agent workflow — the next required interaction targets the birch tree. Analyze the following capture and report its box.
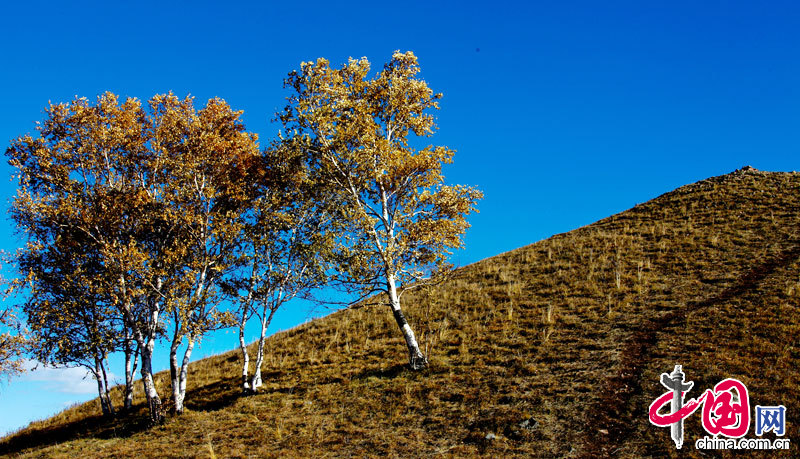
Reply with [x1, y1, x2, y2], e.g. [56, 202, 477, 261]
[6, 92, 258, 421]
[6, 93, 164, 419]
[230, 144, 334, 393]
[156, 95, 258, 414]
[280, 51, 482, 369]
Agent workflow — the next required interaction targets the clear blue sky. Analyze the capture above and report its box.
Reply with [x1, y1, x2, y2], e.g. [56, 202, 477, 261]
[1, 0, 798, 435]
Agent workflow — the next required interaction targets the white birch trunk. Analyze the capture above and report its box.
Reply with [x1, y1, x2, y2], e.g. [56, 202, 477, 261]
[250, 305, 278, 392]
[124, 338, 139, 411]
[377, 187, 426, 369]
[170, 334, 195, 414]
[100, 357, 113, 415]
[169, 334, 181, 412]
[387, 274, 427, 370]
[119, 276, 161, 420]
[239, 305, 251, 393]
[93, 355, 114, 416]
[239, 260, 259, 393]
[93, 369, 110, 416]
[169, 266, 207, 411]
[139, 337, 163, 423]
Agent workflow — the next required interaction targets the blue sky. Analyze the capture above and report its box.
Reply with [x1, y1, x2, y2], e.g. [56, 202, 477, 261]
[1, 0, 799, 435]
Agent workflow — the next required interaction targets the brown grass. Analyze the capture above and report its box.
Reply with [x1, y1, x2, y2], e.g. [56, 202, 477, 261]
[1, 167, 798, 457]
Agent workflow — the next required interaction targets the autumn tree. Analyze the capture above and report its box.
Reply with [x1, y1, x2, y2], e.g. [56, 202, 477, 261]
[7, 92, 259, 421]
[280, 51, 482, 369]
[155, 94, 258, 414]
[229, 143, 335, 393]
[7, 94, 152, 415]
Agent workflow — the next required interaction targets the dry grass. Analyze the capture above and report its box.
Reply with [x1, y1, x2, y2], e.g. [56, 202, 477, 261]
[1, 167, 799, 457]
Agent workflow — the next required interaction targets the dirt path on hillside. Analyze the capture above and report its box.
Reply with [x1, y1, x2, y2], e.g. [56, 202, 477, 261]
[580, 243, 800, 458]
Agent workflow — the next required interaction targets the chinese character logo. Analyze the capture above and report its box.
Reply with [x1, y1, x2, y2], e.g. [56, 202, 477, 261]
[649, 365, 750, 449]
[755, 405, 786, 436]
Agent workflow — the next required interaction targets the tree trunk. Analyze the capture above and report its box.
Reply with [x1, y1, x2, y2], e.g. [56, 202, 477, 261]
[93, 355, 114, 416]
[93, 371, 110, 416]
[123, 278, 163, 423]
[172, 336, 195, 414]
[139, 338, 164, 424]
[387, 274, 427, 370]
[124, 337, 139, 411]
[100, 357, 114, 415]
[239, 304, 251, 393]
[119, 281, 138, 411]
[169, 332, 182, 412]
[250, 306, 278, 392]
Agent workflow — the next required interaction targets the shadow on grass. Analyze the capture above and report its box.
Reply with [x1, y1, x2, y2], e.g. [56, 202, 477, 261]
[0, 409, 151, 456]
[1, 377, 250, 455]
[184, 376, 243, 413]
[352, 363, 410, 380]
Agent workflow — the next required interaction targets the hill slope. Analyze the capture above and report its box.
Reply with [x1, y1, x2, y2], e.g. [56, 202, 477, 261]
[2, 167, 799, 458]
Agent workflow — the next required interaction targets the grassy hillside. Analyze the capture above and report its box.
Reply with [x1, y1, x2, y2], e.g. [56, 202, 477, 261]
[1, 167, 798, 458]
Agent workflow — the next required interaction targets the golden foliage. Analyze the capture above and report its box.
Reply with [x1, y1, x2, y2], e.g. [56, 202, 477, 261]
[6, 91, 261, 419]
[281, 51, 482, 295]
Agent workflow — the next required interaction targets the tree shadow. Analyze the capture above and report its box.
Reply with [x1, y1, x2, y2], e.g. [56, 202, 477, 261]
[352, 363, 409, 381]
[1, 376, 250, 454]
[0, 409, 150, 456]
[184, 376, 243, 413]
